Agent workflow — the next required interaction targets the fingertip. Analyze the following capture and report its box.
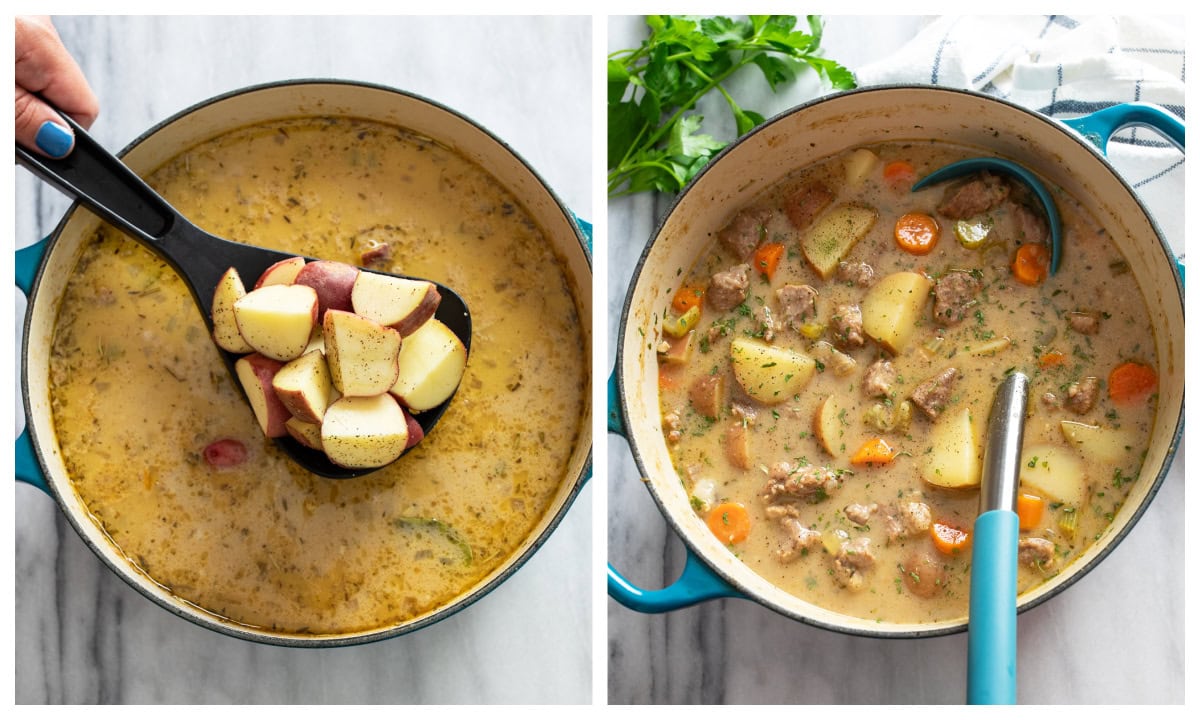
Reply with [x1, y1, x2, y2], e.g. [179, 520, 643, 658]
[34, 120, 75, 158]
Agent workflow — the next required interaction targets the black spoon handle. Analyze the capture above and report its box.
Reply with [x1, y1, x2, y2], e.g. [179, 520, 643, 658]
[15, 111, 180, 245]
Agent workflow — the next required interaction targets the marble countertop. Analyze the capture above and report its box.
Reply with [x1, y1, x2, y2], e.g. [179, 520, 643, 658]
[14, 16, 592, 704]
[606, 15, 1185, 704]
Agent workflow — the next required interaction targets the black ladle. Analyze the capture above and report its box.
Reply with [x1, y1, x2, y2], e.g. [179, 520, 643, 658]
[911, 157, 1063, 276]
[17, 111, 471, 480]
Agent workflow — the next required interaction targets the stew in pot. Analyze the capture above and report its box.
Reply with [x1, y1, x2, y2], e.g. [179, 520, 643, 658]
[48, 116, 587, 635]
[656, 141, 1157, 624]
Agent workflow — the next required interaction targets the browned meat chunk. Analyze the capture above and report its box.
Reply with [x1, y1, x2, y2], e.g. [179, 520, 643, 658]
[932, 271, 981, 326]
[688, 374, 724, 420]
[862, 358, 897, 398]
[724, 423, 752, 470]
[1041, 391, 1061, 409]
[707, 264, 751, 311]
[1018, 537, 1056, 568]
[937, 171, 1010, 219]
[1065, 376, 1100, 415]
[762, 462, 841, 505]
[900, 549, 948, 598]
[776, 284, 819, 328]
[718, 208, 772, 260]
[833, 537, 875, 591]
[777, 518, 823, 563]
[885, 502, 932, 542]
[830, 303, 865, 349]
[837, 261, 877, 287]
[844, 502, 877, 527]
[730, 400, 758, 426]
[784, 183, 833, 231]
[1067, 311, 1101, 335]
[754, 305, 780, 342]
[910, 368, 960, 420]
[1011, 201, 1048, 244]
[662, 411, 682, 445]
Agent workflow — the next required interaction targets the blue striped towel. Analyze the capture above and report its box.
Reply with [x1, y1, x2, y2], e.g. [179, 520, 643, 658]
[855, 15, 1185, 260]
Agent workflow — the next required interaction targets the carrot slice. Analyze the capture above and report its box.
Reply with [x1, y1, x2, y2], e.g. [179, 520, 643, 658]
[752, 242, 786, 280]
[1016, 493, 1045, 531]
[1011, 243, 1049, 286]
[883, 160, 916, 189]
[707, 502, 752, 544]
[893, 212, 940, 255]
[850, 437, 897, 466]
[671, 282, 705, 314]
[931, 521, 971, 555]
[1039, 351, 1066, 368]
[1108, 361, 1157, 404]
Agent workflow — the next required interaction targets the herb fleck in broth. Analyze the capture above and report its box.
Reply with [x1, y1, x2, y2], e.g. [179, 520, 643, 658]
[49, 117, 586, 635]
[658, 141, 1157, 625]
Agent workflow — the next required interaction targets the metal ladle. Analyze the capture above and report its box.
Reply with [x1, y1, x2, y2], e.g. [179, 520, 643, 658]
[967, 371, 1029, 704]
[17, 109, 471, 480]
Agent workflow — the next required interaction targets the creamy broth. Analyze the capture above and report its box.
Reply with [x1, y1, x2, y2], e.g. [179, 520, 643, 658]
[658, 141, 1156, 624]
[49, 117, 586, 635]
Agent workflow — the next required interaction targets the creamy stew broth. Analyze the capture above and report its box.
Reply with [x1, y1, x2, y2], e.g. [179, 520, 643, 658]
[49, 117, 586, 635]
[657, 142, 1157, 624]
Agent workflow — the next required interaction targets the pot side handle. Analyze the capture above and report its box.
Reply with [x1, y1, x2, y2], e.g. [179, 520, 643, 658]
[15, 237, 51, 493]
[1061, 102, 1184, 154]
[606, 364, 743, 612]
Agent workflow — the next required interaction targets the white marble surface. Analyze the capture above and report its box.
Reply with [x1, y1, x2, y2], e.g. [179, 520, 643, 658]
[606, 15, 1185, 704]
[13, 16, 592, 704]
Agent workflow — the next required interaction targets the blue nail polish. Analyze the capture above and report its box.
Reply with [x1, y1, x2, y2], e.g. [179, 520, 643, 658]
[35, 121, 74, 158]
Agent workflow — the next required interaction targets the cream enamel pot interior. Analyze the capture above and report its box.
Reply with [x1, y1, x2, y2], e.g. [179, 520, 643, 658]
[16, 80, 593, 647]
[609, 85, 1183, 638]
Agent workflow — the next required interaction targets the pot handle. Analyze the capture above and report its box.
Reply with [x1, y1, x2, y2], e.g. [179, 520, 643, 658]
[606, 365, 743, 612]
[15, 237, 51, 493]
[1060, 102, 1184, 153]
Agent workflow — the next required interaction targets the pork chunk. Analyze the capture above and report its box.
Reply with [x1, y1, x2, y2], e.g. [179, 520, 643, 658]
[777, 518, 823, 563]
[1067, 311, 1101, 335]
[836, 261, 877, 288]
[754, 305, 780, 342]
[762, 462, 841, 505]
[833, 537, 875, 591]
[910, 368, 960, 420]
[862, 358, 897, 398]
[1018, 537, 1056, 568]
[718, 208, 772, 261]
[707, 264, 751, 311]
[937, 171, 1010, 219]
[784, 183, 833, 232]
[1065, 376, 1100, 415]
[830, 303, 865, 349]
[776, 284, 819, 328]
[885, 502, 932, 542]
[932, 271, 982, 326]
[1011, 201, 1048, 244]
[844, 502, 878, 527]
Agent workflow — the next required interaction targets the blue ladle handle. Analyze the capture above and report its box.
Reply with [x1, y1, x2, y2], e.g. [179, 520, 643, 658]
[967, 372, 1029, 704]
[606, 366, 742, 611]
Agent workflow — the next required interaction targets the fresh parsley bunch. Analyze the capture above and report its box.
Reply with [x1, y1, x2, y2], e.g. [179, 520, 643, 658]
[608, 15, 857, 198]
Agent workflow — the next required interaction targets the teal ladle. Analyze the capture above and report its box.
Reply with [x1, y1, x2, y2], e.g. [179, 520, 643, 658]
[967, 371, 1029, 704]
[912, 158, 1062, 276]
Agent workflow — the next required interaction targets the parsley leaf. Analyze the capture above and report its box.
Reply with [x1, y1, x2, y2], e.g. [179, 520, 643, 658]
[608, 15, 857, 197]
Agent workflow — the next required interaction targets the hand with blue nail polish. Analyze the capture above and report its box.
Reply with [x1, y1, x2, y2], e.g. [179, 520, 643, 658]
[15, 16, 99, 159]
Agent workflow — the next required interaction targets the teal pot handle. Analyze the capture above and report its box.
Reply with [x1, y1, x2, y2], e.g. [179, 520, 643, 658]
[967, 509, 1019, 705]
[606, 365, 742, 611]
[15, 237, 51, 494]
[1062, 103, 1186, 282]
[571, 214, 593, 487]
[1060, 102, 1184, 153]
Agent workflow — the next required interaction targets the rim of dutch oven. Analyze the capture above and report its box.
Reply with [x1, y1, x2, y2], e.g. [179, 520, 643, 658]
[21, 78, 593, 648]
[616, 83, 1183, 639]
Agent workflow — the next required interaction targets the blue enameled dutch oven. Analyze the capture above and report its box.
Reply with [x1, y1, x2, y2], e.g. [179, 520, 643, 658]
[608, 85, 1183, 638]
[17, 80, 593, 647]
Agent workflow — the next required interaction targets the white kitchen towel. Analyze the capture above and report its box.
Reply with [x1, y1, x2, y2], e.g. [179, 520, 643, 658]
[855, 15, 1185, 258]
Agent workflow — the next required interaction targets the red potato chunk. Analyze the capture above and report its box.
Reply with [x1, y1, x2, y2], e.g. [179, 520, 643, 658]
[294, 260, 360, 321]
[203, 438, 248, 468]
